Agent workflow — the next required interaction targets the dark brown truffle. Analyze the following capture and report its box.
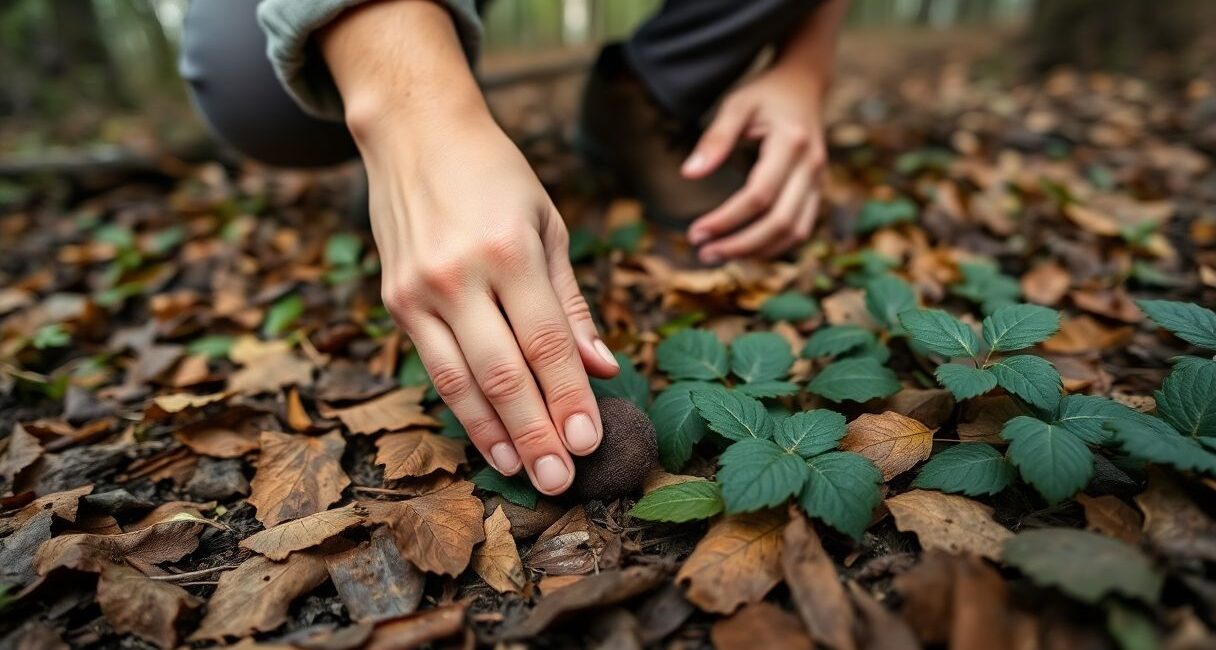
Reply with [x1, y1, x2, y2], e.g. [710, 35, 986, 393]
[570, 397, 659, 501]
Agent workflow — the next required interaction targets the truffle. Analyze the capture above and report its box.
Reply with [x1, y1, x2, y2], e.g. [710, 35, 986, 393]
[570, 397, 659, 501]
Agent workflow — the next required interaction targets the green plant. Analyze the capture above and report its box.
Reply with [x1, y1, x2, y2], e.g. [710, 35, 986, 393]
[950, 260, 1021, 314]
[855, 196, 918, 234]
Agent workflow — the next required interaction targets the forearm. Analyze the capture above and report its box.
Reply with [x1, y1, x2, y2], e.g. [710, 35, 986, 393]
[774, 0, 850, 93]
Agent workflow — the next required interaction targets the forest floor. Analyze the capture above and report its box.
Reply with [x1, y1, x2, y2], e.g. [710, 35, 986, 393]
[1, 29, 1216, 650]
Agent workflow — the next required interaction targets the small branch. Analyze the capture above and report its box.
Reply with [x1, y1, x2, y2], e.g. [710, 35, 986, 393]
[148, 565, 239, 582]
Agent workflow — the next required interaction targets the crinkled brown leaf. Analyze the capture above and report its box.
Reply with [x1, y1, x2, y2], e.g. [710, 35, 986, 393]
[472, 506, 526, 594]
[842, 411, 935, 481]
[525, 505, 618, 576]
[782, 509, 856, 650]
[34, 519, 203, 575]
[97, 563, 199, 649]
[676, 509, 785, 615]
[1135, 469, 1216, 564]
[364, 602, 467, 650]
[711, 602, 813, 650]
[190, 551, 329, 641]
[241, 503, 368, 561]
[248, 430, 349, 527]
[886, 490, 1011, 561]
[226, 337, 314, 395]
[375, 430, 466, 479]
[320, 387, 438, 435]
[1076, 493, 1142, 545]
[363, 481, 485, 576]
[0, 424, 43, 488]
[502, 566, 666, 640]
[325, 526, 425, 623]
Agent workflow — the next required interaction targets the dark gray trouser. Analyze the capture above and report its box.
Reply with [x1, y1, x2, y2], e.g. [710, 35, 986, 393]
[181, 0, 818, 168]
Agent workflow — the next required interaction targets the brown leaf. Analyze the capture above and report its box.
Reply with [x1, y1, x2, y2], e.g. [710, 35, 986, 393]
[711, 602, 813, 650]
[146, 391, 227, 419]
[97, 563, 199, 649]
[957, 396, 1021, 443]
[1076, 494, 1142, 545]
[7, 484, 92, 531]
[782, 510, 856, 650]
[190, 551, 330, 641]
[1042, 315, 1133, 354]
[885, 490, 1012, 561]
[35, 519, 203, 575]
[875, 389, 956, 431]
[1135, 469, 1216, 564]
[240, 503, 368, 561]
[501, 566, 666, 640]
[842, 412, 935, 481]
[893, 552, 1024, 650]
[0, 508, 55, 588]
[175, 408, 264, 458]
[822, 288, 881, 328]
[320, 388, 438, 435]
[283, 387, 313, 432]
[364, 602, 467, 650]
[525, 505, 618, 575]
[676, 509, 785, 615]
[0, 424, 43, 488]
[892, 552, 955, 644]
[363, 481, 485, 576]
[227, 337, 314, 395]
[1020, 261, 1071, 306]
[325, 526, 425, 623]
[472, 506, 526, 594]
[248, 431, 349, 527]
[848, 581, 920, 650]
[375, 430, 466, 480]
[127, 500, 215, 531]
[1070, 288, 1143, 323]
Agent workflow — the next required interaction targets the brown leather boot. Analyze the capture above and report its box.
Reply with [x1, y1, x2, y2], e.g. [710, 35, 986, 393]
[575, 43, 751, 231]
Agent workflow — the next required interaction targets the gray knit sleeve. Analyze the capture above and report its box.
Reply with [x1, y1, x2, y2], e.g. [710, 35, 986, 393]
[256, 0, 482, 121]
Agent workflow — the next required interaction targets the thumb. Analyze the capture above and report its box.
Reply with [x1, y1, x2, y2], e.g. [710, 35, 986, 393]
[682, 100, 752, 179]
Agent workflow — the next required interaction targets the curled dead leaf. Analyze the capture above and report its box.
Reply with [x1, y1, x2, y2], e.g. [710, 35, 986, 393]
[241, 503, 368, 561]
[97, 563, 199, 649]
[842, 412, 935, 481]
[885, 490, 1012, 561]
[375, 430, 466, 480]
[248, 431, 349, 527]
[363, 481, 485, 576]
[676, 509, 785, 615]
[472, 506, 527, 594]
[190, 551, 329, 641]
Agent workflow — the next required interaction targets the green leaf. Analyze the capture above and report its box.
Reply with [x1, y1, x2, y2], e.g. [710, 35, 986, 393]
[759, 292, 819, 322]
[981, 304, 1061, 352]
[1155, 358, 1216, 439]
[324, 232, 363, 267]
[1055, 395, 1136, 445]
[397, 348, 430, 388]
[735, 381, 800, 398]
[730, 332, 795, 384]
[912, 443, 1014, 496]
[262, 294, 304, 338]
[935, 363, 997, 400]
[591, 352, 651, 409]
[899, 309, 981, 358]
[856, 197, 917, 233]
[802, 325, 876, 358]
[629, 480, 724, 522]
[187, 334, 235, 360]
[1001, 416, 1092, 504]
[799, 451, 883, 539]
[776, 409, 847, 459]
[690, 387, 775, 441]
[807, 358, 901, 403]
[31, 324, 71, 350]
[648, 383, 712, 471]
[718, 439, 810, 512]
[1137, 299, 1216, 351]
[952, 261, 1021, 314]
[1003, 528, 1163, 604]
[607, 221, 646, 253]
[657, 329, 728, 381]
[567, 228, 599, 263]
[438, 407, 467, 439]
[841, 337, 892, 364]
[1105, 410, 1216, 475]
[990, 355, 1062, 413]
[864, 275, 918, 331]
[471, 466, 538, 509]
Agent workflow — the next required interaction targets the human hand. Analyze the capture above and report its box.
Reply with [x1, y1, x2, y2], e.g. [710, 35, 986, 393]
[680, 64, 828, 264]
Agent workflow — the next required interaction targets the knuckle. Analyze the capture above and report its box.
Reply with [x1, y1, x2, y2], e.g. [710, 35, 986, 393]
[429, 363, 472, 402]
[511, 420, 556, 452]
[417, 259, 465, 297]
[748, 185, 776, 210]
[545, 378, 587, 412]
[480, 231, 531, 266]
[480, 361, 530, 402]
[792, 223, 812, 242]
[463, 416, 501, 444]
[562, 293, 593, 326]
[786, 127, 810, 149]
[382, 281, 422, 321]
[525, 322, 576, 368]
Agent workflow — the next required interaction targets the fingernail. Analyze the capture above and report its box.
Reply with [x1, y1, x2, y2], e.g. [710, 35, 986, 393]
[490, 442, 521, 474]
[593, 338, 619, 369]
[564, 413, 600, 454]
[683, 152, 704, 175]
[689, 229, 707, 245]
[533, 455, 570, 492]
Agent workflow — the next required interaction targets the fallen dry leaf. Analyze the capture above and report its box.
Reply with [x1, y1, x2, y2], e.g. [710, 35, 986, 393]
[472, 506, 527, 594]
[0, 424, 43, 487]
[175, 408, 264, 458]
[848, 581, 921, 650]
[1020, 260, 1070, 306]
[501, 566, 666, 640]
[248, 430, 349, 527]
[34, 519, 203, 575]
[365, 602, 467, 650]
[1076, 494, 1142, 545]
[885, 490, 1012, 561]
[226, 337, 314, 395]
[1042, 315, 1133, 354]
[711, 601, 813, 650]
[7, 485, 93, 531]
[782, 509, 856, 650]
[97, 562, 199, 649]
[677, 509, 785, 615]
[525, 505, 618, 576]
[1135, 469, 1216, 564]
[842, 411, 935, 481]
[876, 388, 956, 431]
[325, 526, 426, 623]
[375, 430, 466, 480]
[364, 481, 485, 576]
[190, 551, 329, 641]
[240, 503, 368, 560]
[320, 387, 438, 435]
[1070, 288, 1142, 323]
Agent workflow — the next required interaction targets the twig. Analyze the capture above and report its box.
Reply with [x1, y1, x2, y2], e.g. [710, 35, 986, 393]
[148, 565, 239, 582]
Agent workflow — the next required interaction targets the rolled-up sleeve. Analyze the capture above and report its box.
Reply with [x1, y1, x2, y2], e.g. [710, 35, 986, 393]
[256, 0, 482, 121]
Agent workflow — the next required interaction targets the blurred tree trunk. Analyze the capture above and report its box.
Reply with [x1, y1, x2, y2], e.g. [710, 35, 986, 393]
[1024, 0, 1199, 72]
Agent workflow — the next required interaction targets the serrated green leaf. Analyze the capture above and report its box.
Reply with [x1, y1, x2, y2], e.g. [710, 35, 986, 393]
[912, 443, 1014, 496]
[719, 439, 810, 512]
[324, 232, 363, 267]
[799, 451, 883, 539]
[262, 294, 304, 338]
[776, 410, 847, 458]
[1001, 416, 1092, 504]
[841, 337, 892, 364]
[1137, 299, 1216, 351]
[657, 329, 728, 381]
[759, 292, 819, 322]
[864, 275, 918, 331]
[990, 355, 1062, 413]
[691, 387, 775, 441]
[471, 466, 538, 509]
[1104, 410, 1216, 475]
[935, 363, 997, 400]
[856, 197, 917, 233]
[648, 382, 712, 471]
[802, 325, 876, 358]
[953, 261, 1021, 314]
[1055, 395, 1136, 445]
[629, 480, 724, 522]
[1003, 529, 1163, 604]
[730, 332, 795, 384]
[735, 381, 800, 398]
[981, 304, 1061, 352]
[807, 358, 901, 403]
[1155, 358, 1216, 439]
[900, 309, 981, 358]
[591, 352, 651, 409]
